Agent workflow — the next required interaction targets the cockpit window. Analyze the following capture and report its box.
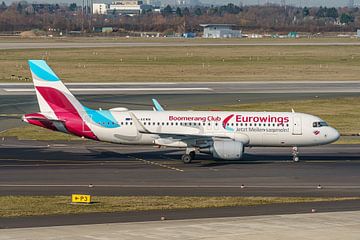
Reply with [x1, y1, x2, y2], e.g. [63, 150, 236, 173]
[313, 121, 328, 128]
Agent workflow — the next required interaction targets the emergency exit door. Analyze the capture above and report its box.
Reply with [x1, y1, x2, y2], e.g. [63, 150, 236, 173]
[292, 116, 302, 135]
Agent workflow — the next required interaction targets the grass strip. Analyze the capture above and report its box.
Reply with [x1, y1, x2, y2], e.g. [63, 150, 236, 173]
[0, 196, 359, 218]
[0, 125, 82, 141]
[1, 44, 360, 82]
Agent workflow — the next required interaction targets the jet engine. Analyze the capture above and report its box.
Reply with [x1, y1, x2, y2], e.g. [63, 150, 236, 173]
[200, 140, 244, 160]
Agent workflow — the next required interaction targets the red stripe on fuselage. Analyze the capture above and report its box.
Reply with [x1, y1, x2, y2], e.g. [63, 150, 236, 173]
[36, 86, 98, 140]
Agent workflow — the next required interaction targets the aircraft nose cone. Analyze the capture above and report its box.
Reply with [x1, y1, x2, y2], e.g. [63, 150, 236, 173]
[329, 128, 340, 143]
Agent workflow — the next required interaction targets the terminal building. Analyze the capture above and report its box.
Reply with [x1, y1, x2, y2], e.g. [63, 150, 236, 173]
[93, 3, 108, 14]
[200, 24, 242, 38]
[93, 1, 153, 16]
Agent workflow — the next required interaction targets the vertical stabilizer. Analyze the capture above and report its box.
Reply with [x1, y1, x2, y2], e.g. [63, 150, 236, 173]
[28, 60, 84, 119]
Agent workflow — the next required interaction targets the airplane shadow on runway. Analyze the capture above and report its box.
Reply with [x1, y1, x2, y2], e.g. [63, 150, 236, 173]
[1, 146, 360, 167]
[165, 153, 360, 167]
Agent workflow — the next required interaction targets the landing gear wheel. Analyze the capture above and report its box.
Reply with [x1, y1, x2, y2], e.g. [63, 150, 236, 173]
[182, 154, 192, 164]
[292, 146, 300, 162]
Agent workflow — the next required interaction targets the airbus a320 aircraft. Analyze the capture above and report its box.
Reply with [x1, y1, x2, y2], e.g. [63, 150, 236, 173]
[23, 60, 340, 163]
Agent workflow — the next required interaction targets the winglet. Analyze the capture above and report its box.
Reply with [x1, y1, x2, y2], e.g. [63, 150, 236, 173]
[152, 99, 164, 111]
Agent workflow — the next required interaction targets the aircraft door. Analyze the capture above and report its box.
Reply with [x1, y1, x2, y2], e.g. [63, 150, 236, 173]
[292, 116, 302, 135]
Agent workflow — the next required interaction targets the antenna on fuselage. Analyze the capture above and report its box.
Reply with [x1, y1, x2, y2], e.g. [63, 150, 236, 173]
[291, 108, 295, 113]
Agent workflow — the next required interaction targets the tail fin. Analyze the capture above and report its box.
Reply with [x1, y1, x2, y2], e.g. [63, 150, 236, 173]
[28, 60, 84, 119]
[27, 60, 98, 140]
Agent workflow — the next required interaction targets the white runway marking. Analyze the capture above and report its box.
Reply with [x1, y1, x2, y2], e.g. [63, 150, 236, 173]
[0, 184, 359, 188]
[3, 87, 213, 92]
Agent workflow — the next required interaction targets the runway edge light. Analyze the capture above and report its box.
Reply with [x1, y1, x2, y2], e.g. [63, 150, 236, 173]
[71, 194, 91, 204]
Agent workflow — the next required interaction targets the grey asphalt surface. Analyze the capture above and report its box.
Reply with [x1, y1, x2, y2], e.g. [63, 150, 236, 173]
[1, 41, 360, 50]
[0, 139, 359, 197]
[0, 139, 360, 228]
[1, 136, 360, 228]
[1, 81, 360, 95]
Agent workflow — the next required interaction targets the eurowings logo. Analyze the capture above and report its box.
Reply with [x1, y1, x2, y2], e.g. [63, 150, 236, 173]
[313, 130, 320, 136]
[222, 114, 235, 132]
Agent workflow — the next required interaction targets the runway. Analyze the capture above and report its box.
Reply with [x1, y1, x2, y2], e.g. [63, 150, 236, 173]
[1, 139, 360, 197]
[1, 81, 360, 95]
[1, 41, 360, 50]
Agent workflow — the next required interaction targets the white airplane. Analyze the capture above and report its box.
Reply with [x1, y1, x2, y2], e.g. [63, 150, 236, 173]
[22, 60, 340, 163]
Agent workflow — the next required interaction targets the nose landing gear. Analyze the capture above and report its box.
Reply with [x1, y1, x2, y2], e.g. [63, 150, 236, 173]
[292, 146, 299, 162]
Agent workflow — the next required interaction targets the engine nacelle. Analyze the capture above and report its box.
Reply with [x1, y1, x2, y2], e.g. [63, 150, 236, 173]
[201, 140, 244, 160]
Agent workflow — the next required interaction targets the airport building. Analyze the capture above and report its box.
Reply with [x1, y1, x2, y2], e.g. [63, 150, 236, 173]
[93, 1, 153, 15]
[200, 24, 242, 38]
[93, 3, 108, 14]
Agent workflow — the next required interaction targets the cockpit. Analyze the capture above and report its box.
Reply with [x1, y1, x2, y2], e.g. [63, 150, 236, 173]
[313, 121, 328, 128]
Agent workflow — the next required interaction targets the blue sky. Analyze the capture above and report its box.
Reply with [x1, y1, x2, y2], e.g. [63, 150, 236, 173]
[2, 0, 356, 7]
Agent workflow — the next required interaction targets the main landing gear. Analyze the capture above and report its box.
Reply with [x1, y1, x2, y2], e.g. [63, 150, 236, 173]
[181, 148, 196, 164]
[292, 146, 299, 162]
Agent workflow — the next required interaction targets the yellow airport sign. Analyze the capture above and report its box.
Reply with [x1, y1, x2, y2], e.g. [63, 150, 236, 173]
[71, 194, 91, 204]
